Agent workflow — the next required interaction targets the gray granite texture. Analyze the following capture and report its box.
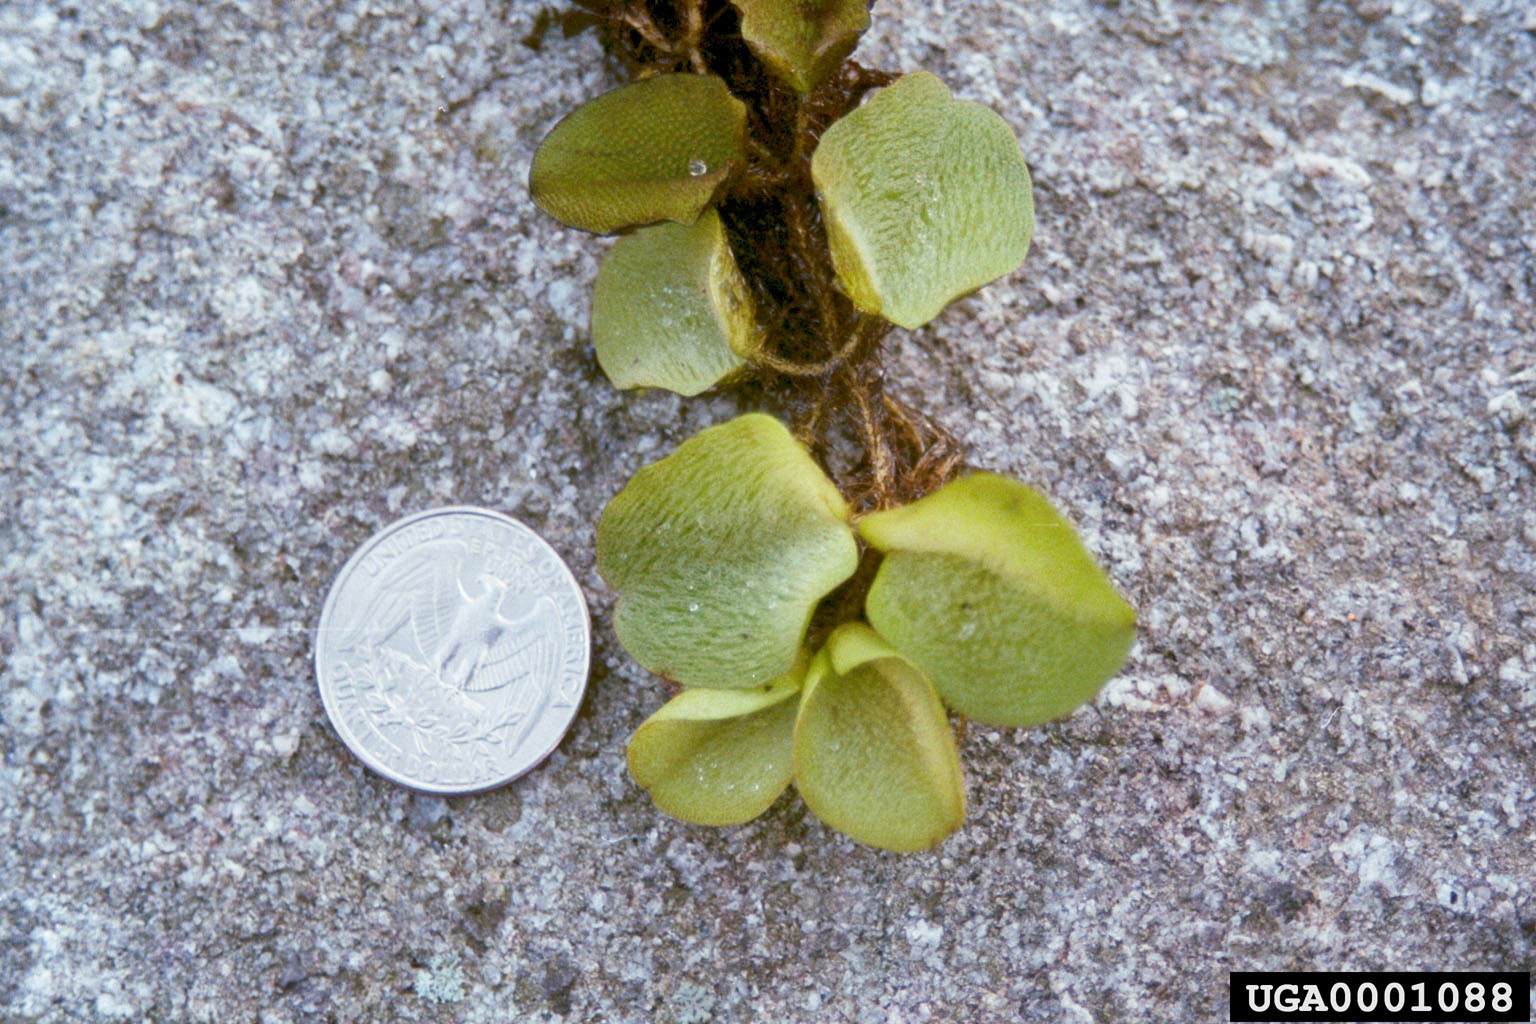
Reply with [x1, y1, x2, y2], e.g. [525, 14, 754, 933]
[3, 0, 1534, 1020]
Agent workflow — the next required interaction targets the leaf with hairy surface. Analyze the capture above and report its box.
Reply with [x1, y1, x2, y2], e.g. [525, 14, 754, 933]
[627, 662, 803, 825]
[592, 209, 761, 395]
[529, 74, 747, 233]
[731, 0, 870, 94]
[860, 473, 1136, 728]
[812, 72, 1035, 329]
[793, 623, 964, 851]
[597, 414, 859, 689]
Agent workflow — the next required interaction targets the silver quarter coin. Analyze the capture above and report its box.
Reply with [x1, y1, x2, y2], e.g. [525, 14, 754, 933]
[315, 507, 590, 794]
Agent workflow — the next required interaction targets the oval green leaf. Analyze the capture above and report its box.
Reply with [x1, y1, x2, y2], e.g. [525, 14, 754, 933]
[811, 72, 1035, 329]
[730, 0, 870, 94]
[860, 473, 1136, 728]
[592, 209, 762, 395]
[793, 623, 965, 852]
[529, 74, 747, 234]
[627, 662, 803, 826]
[597, 414, 859, 689]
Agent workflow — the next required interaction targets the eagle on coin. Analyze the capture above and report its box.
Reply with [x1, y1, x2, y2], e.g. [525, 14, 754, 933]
[337, 540, 563, 755]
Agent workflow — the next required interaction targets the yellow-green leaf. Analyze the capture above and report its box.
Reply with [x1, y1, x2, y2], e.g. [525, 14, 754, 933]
[793, 624, 964, 852]
[591, 210, 762, 396]
[731, 0, 870, 94]
[597, 414, 859, 689]
[627, 663, 802, 825]
[529, 74, 747, 233]
[860, 473, 1136, 728]
[811, 72, 1035, 329]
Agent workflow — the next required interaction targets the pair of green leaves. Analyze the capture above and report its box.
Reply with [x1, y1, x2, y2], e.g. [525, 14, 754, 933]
[597, 415, 1135, 850]
[529, 70, 1035, 394]
[529, 73, 758, 397]
[626, 624, 966, 852]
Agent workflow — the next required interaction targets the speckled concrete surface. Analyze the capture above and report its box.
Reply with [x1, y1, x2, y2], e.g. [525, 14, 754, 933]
[3, 0, 1534, 1020]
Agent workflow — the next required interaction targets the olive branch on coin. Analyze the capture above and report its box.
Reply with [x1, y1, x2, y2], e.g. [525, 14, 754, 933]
[532, 0, 1136, 850]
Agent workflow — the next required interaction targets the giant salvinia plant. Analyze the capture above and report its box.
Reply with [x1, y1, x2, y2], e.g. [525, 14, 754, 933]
[529, 0, 1134, 850]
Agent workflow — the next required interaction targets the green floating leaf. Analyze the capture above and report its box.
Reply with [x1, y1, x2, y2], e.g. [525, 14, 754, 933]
[627, 661, 803, 826]
[811, 72, 1035, 329]
[597, 414, 859, 689]
[592, 209, 761, 396]
[731, 0, 870, 94]
[794, 623, 965, 852]
[529, 73, 747, 233]
[860, 473, 1136, 728]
